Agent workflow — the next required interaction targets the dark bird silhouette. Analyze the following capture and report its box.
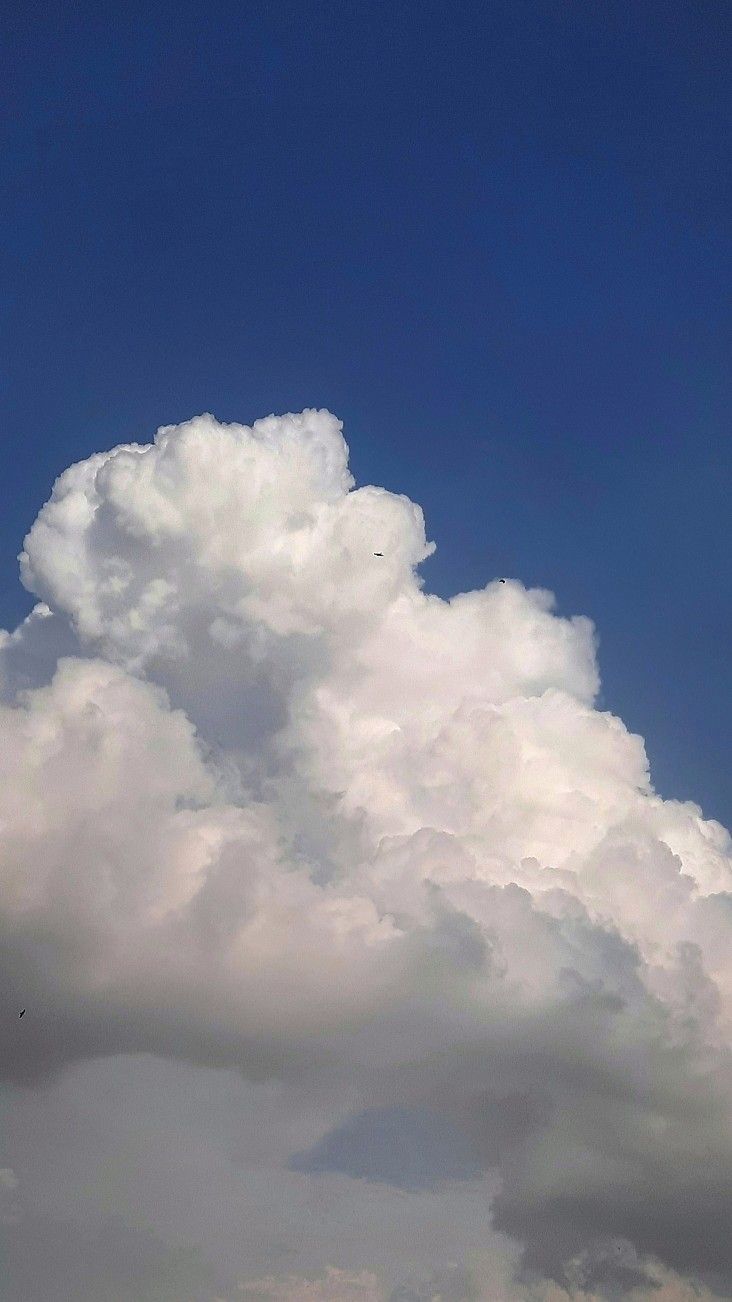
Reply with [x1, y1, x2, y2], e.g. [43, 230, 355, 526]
[19, 1009, 25, 1018]
[373, 552, 383, 557]
[499, 578, 506, 583]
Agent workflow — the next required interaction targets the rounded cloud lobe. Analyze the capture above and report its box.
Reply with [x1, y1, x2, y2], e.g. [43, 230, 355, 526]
[2, 410, 732, 1298]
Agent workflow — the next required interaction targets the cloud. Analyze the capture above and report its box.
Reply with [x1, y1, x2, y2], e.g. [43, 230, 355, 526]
[288, 1105, 484, 1190]
[0, 1212, 223, 1302]
[2, 410, 732, 1297]
[0, 1167, 21, 1227]
[238, 1266, 383, 1301]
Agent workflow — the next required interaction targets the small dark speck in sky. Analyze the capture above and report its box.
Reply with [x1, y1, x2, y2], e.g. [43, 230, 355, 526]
[19, 1009, 25, 1017]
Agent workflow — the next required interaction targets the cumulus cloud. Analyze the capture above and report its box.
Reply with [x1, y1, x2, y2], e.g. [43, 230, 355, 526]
[2, 409, 732, 1298]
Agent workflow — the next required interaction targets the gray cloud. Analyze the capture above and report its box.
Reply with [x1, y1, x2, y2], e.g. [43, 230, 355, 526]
[389, 1262, 479, 1300]
[288, 1106, 484, 1190]
[0, 1214, 224, 1302]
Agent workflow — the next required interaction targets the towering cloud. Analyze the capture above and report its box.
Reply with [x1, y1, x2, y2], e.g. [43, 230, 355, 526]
[2, 411, 731, 1299]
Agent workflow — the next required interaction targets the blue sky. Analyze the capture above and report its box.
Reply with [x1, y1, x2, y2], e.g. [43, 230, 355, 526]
[2, 0, 730, 829]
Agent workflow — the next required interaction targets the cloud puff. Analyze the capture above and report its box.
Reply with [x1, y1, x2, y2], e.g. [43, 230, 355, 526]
[3, 410, 732, 1297]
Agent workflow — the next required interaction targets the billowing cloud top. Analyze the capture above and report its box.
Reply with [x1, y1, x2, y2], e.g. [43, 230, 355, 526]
[2, 410, 732, 1299]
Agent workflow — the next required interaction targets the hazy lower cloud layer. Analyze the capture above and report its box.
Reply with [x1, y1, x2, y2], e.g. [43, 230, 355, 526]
[2, 411, 731, 1300]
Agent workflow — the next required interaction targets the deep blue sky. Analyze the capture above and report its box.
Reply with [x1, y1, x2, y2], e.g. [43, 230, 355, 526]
[2, 1, 730, 827]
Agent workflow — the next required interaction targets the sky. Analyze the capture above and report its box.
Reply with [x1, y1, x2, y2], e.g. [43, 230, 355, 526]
[2, 0, 731, 830]
[1, 3, 732, 1301]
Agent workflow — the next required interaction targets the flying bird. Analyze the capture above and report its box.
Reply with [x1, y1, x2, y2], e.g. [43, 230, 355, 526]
[19, 1010, 25, 1018]
[373, 552, 383, 557]
[499, 578, 506, 583]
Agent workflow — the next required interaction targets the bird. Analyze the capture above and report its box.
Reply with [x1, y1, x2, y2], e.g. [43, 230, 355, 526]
[499, 578, 506, 583]
[18, 1010, 25, 1018]
[373, 552, 383, 557]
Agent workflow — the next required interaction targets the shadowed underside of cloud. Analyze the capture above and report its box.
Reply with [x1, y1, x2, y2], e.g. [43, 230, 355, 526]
[2, 410, 732, 1298]
[287, 1105, 485, 1189]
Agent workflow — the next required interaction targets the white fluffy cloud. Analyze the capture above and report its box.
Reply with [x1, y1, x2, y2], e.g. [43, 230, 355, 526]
[2, 410, 732, 1299]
